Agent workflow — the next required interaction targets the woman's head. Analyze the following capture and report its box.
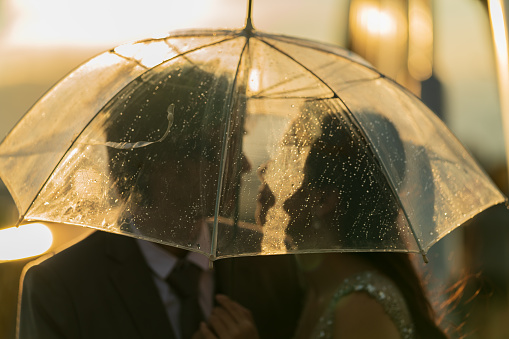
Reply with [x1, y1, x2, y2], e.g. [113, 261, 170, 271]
[281, 105, 407, 251]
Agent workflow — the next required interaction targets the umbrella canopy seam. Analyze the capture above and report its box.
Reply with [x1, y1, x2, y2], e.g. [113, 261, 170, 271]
[210, 35, 250, 261]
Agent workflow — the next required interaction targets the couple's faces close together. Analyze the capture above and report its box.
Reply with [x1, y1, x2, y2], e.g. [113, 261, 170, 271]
[137, 138, 315, 249]
[256, 159, 330, 250]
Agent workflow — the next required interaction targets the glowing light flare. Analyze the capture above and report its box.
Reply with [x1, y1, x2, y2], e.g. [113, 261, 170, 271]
[489, 0, 509, 75]
[488, 0, 509, 177]
[248, 68, 261, 94]
[4, 0, 218, 47]
[408, 0, 433, 81]
[348, 1, 409, 85]
[0, 223, 53, 261]
[356, 4, 398, 37]
[114, 40, 178, 68]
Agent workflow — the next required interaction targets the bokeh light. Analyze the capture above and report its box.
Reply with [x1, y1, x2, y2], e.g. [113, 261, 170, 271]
[0, 223, 53, 261]
[489, 0, 509, 175]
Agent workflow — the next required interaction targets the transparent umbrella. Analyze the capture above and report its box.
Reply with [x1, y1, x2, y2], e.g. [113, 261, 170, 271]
[0, 6, 505, 262]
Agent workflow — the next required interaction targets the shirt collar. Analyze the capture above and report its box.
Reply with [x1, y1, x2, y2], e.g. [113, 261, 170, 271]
[136, 222, 211, 279]
[136, 239, 178, 280]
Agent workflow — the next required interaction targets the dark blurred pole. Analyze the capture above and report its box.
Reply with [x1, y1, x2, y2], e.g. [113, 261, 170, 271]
[0, 179, 22, 339]
[0, 258, 34, 339]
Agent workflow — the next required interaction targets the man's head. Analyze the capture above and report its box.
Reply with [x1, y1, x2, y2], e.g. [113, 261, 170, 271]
[102, 60, 249, 246]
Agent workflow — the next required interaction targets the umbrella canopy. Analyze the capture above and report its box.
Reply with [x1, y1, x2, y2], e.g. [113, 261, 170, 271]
[0, 23, 505, 261]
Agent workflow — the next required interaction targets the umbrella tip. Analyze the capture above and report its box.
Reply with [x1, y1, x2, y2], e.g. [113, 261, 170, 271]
[421, 252, 429, 264]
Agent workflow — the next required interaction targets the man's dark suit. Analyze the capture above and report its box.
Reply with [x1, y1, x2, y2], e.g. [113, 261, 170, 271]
[18, 231, 303, 339]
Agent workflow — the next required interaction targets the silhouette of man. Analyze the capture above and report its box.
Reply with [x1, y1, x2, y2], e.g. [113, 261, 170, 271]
[18, 62, 302, 339]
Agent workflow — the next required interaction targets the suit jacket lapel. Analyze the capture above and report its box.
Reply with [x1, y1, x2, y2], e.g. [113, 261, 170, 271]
[108, 235, 176, 339]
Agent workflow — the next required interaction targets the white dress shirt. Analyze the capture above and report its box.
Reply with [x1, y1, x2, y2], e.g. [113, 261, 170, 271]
[136, 236, 213, 339]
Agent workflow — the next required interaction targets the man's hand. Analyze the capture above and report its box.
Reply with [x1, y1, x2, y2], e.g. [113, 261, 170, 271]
[192, 295, 260, 339]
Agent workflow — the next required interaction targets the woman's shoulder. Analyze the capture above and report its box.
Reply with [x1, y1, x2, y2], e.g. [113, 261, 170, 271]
[319, 271, 416, 339]
[334, 291, 401, 338]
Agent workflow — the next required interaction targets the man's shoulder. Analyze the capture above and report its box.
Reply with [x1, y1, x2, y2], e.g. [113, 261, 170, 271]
[25, 231, 136, 276]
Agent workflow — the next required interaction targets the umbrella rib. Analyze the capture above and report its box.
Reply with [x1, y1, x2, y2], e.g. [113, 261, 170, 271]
[252, 72, 379, 99]
[336, 98, 428, 260]
[332, 95, 428, 260]
[256, 85, 332, 98]
[256, 37, 428, 260]
[163, 41, 197, 68]
[332, 76, 384, 91]
[210, 36, 250, 261]
[324, 100, 429, 261]
[129, 29, 243, 44]
[251, 58, 344, 98]
[111, 50, 150, 70]
[257, 33, 384, 77]
[254, 73, 384, 98]
[250, 95, 332, 100]
[252, 72, 317, 97]
[254, 37, 382, 98]
[254, 37, 340, 98]
[111, 35, 240, 71]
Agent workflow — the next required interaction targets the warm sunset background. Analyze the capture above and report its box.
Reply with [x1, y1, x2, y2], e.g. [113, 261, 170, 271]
[1, 0, 508, 338]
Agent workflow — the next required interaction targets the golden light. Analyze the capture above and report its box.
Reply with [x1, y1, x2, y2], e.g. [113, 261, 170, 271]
[489, 0, 509, 84]
[348, 0, 433, 96]
[348, 0, 409, 88]
[0, 223, 53, 261]
[248, 68, 261, 93]
[5, 0, 218, 47]
[114, 40, 181, 68]
[488, 0, 509, 178]
[408, 0, 433, 81]
[357, 6, 397, 36]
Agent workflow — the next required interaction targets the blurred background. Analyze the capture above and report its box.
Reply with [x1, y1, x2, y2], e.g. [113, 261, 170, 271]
[0, 0, 508, 338]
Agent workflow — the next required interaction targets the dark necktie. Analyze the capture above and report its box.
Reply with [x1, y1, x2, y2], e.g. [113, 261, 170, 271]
[166, 260, 205, 339]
